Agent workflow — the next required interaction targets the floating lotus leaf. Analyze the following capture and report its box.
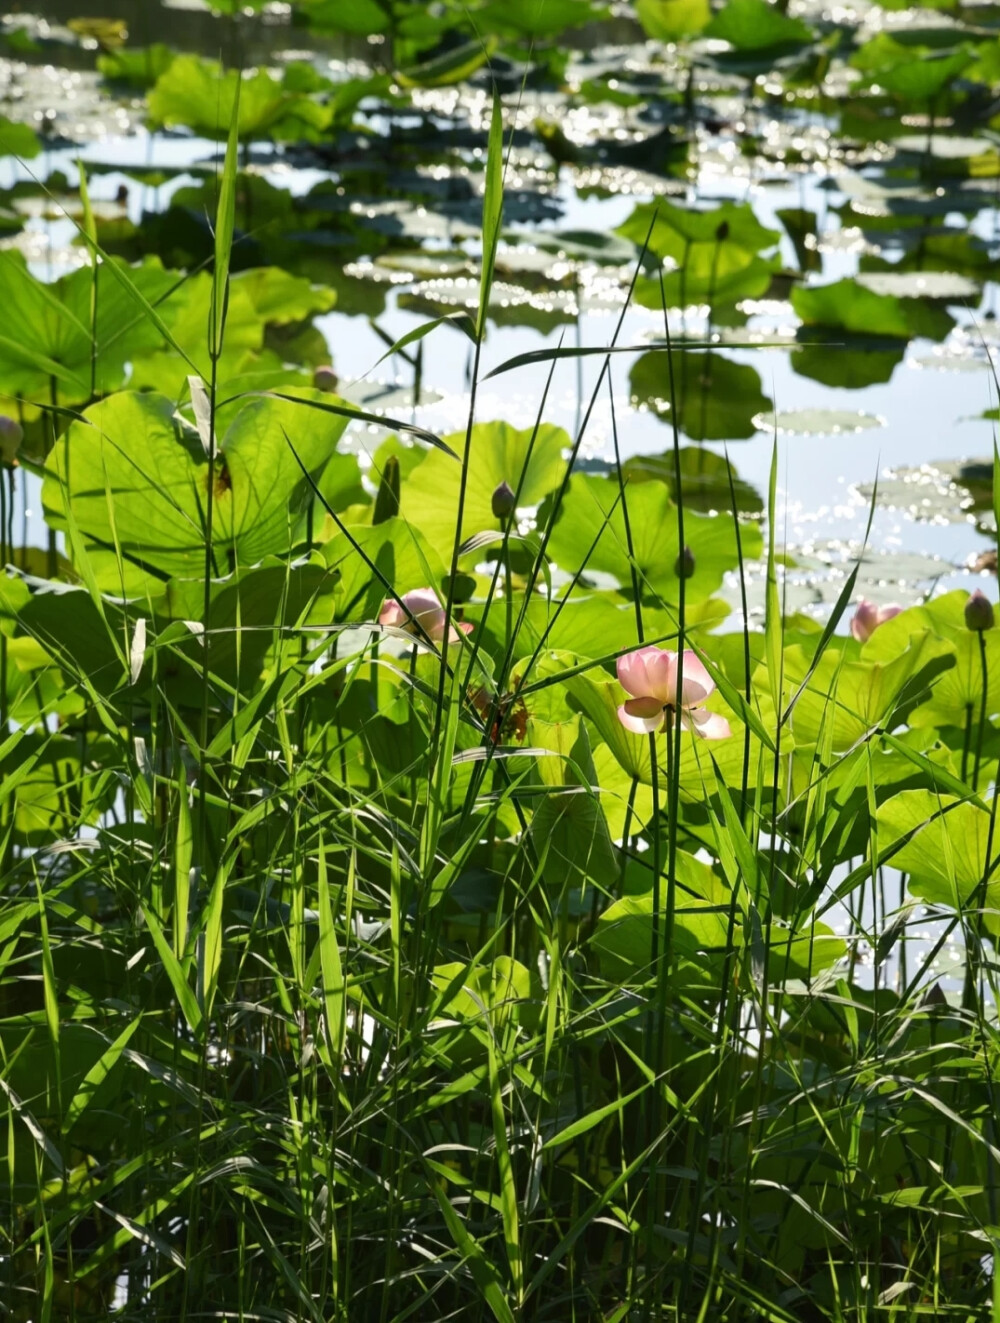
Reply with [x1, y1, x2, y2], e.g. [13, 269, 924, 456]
[0, 116, 40, 159]
[852, 34, 972, 102]
[856, 460, 981, 523]
[791, 337, 905, 390]
[617, 198, 780, 264]
[792, 278, 953, 341]
[856, 271, 979, 301]
[634, 249, 780, 309]
[623, 446, 763, 515]
[630, 349, 772, 441]
[754, 409, 885, 437]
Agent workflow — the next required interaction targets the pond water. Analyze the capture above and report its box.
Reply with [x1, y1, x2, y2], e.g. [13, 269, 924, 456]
[4, 0, 1000, 630]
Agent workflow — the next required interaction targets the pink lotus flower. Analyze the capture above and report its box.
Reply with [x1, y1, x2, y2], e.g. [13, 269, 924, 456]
[378, 588, 472, 644]
[616, 646, 731, 739]
[850, 598, 902, 643]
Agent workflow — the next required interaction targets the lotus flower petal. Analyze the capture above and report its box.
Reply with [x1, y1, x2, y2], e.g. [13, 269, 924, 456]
[685, 707, 732, 740]
[617, 696, 667, 734]
[675, 650, 715, 707]
[617, 646, 676, 703]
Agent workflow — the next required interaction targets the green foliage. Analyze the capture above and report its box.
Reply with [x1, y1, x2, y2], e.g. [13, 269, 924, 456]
[630, 349, 773, 440]
[792, 276, 954, 339]
[148, 55, 332, 140]
[0, 115, 40, 159]
[97, 43, 176, 87]
[0, 252, 173, 407]
[635, 0, 710, 40]
[704, 0, 814, 52]
[852, 32, 973, 101]
[400, 420, 568, 550]
[1, 11, 999, 1323]
[42, 389, 348, 588]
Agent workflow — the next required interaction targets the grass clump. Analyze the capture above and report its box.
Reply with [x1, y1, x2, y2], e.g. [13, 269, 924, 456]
[0, 81, 998, 1323]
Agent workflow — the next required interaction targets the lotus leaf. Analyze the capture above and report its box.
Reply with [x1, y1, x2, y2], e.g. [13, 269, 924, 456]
[876, 790, 1000, 931]
[149, 56, 332, 141]
[545, 472, 759, 604]
[635, 0, 710, 39]
[399, 420, 568, 555]
[0, 116, 40, 160]
[617, 199, 780, 264]
[0, 252, 176, 407]
[703, 0, 814, 52]
[42, 390, 348, 590]
[630, 350, 773, 441]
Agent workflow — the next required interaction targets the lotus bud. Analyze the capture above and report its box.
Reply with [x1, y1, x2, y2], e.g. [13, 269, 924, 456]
[965, 589, 995, 632]
[491, 480, 516, 521]
[0, 416, 23, 466]
[674, 545, 695, 579]
[313, 365, 339, 393]
[372, 455, 401, 525]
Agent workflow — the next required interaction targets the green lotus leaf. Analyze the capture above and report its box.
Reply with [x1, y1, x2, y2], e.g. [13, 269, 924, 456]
[323, 516, 448, 622]
[3, 637, 65, 726]
[852, 34, 972, 101]
[97, 44, 177, 88]
[591, 741, 655, 839]
[592, 851, 732, 983]
[148, 559, 340, 699]
[635, 0, 710, 39]
[476, 0, 606, 37]
[0, 115, 40, 160]
[159, 266, 335, 365]
[0, 733, 117, 844]
[399, 420, 568, 556]
[634, 250, 779, 310]
[704, 0, 813, 52]
[42, 389, 348, 590]
[471, 592, 727, 664]
[428, 958, 541, 1066]
[148, 55, 331, 141]
[791, 338, 904, 389]
[786, 632, 952, 751]
[866, 591, 1000, 729]
[562, 666, 653, 784]
[622, 447, 763, 516]
[12, 580, 127, 693]
[617, 199, 780, 264]
[776, 207, 820, 273]
[526, 714, 618, 893]
[792, 278, 954, 340]
[125, 266, 335, 399]
[545, 472, 761, 603]
[876, 790, 1000, 932]
[0, 251, 176, 407]
[630, 350, 773, 441]
[295, 0, 397, 34]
